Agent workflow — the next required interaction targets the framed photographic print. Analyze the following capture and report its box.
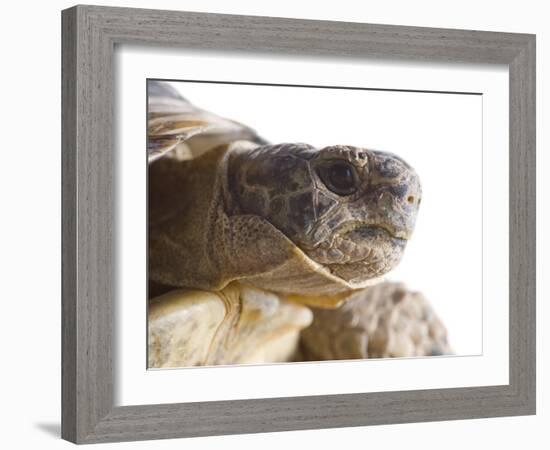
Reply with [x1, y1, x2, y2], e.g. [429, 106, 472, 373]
[61, 5, 536, 444]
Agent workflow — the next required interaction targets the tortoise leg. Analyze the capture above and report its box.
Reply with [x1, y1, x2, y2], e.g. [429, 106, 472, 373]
[148, 283, 313, 368]
[299, 282, 452, 361]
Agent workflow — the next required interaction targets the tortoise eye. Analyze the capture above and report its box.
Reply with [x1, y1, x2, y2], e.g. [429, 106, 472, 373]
[318, 161, 358, 196]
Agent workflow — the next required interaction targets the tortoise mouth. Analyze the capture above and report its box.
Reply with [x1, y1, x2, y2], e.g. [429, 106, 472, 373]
[304, 225, 407, 283]
[333, 221, 409, 242]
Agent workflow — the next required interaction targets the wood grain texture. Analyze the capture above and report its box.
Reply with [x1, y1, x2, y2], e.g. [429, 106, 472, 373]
[61, 7, 77, 443]
[61, 4, 536, 444]
[508, 37, 536, 410]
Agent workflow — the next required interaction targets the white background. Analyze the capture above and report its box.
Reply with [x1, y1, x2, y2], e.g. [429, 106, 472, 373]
[0, 0, 547, 449]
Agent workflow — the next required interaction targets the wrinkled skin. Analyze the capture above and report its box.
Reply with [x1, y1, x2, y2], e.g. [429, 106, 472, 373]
[227, 143, 422, 284]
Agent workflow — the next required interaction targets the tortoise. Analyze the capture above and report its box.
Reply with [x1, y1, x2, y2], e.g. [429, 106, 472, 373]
[146, 81, 450, 367]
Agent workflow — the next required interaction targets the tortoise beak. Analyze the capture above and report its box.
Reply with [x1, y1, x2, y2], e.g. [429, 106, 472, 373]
[365, 150, 422, 241]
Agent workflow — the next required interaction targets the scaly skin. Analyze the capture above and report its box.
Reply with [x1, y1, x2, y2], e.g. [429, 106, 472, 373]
[299, 282, 452, 361]
[227, 143, 421, 285]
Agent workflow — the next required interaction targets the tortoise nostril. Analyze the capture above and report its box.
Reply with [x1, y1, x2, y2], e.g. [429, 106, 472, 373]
[407, 195, 415, 204]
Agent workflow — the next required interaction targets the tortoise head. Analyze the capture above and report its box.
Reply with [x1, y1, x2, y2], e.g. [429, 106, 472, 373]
[226, 143, 422, 284]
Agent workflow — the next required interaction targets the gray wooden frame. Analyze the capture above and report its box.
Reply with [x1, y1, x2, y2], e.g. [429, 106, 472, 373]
[61, 4, 536, 444]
